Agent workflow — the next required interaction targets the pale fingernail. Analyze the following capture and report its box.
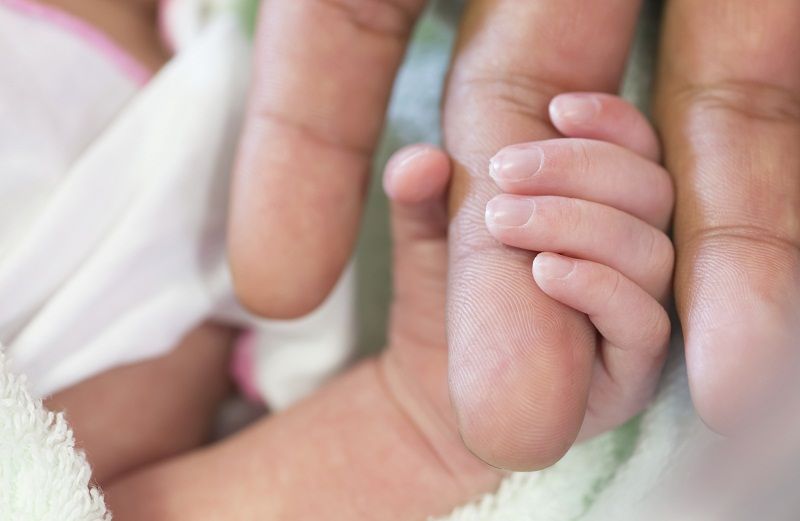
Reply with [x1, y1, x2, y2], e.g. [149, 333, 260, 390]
[533, 254, 575, 280]
[489, 146, 543, 181]
[551, 94, 601, 126]
[485, 197, 534, 227]
[383, 145, 429, 194]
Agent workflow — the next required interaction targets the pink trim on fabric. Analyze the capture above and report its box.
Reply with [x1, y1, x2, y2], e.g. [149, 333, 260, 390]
[0, 0, 152, 86]
[231, 330, 266, 404]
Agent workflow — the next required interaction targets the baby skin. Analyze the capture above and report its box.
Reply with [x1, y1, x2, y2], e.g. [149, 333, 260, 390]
[105, 93, 674, 519]
[480, 92, 674, 452]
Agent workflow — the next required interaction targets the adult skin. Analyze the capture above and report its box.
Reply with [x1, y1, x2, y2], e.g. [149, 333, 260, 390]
[441, 0, 641, 469]
[229, 0, 643, 471]
[107, 147, 502, 520]
[654, 0, 800, 431]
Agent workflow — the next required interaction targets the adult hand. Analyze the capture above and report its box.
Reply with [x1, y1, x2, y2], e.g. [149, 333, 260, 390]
[654, 0, 800, 430]
[229, 0, 429, 317]
[229, 0, 647, 471]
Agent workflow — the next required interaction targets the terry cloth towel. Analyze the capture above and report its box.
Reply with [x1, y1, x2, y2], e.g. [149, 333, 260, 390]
[0, 350, 109, 521]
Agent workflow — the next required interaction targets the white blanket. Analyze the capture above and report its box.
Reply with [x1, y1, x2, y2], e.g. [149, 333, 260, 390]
[0, 351, 108, 521]
[0, 0, 353, 404]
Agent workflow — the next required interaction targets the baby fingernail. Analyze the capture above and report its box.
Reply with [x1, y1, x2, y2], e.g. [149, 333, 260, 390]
[551, 94, 601, 126]
[534, 254, 575, 280]
[489, 146, 543, 181]
[485, 197, 534, 227]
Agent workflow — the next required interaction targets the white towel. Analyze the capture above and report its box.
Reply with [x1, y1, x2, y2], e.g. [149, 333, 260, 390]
[0, 349, 109, 521]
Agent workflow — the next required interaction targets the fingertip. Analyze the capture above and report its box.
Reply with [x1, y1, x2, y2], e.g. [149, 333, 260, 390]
[687, 304, 800, 435]
[683, 247, 800, 434]
[230, 256, 339, 319]
[549, 93, 602, 131]
[532, 253, 576, 284]
[447, 263, 593, 471]
[383, 144, 451, 205]
[457, 417, 573, 472]
[549, 93, 661, 161]
[687, 326, 759, 435]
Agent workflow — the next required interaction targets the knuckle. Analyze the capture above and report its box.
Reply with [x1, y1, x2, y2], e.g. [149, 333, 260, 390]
[681, 224, 800, 307]
[671, 79, 800, 126]
[602, 270, 624, 308]
[654, 310, 672, 347]
[569, 139, 594, 176]
[558, 197, 583, 231]
[458, 413, 572, 472]
[308, 0, 418, 39]
[252, 106, 373, 160]
[656, 172, 676, 223]
[682, 223, 800, 262]
[642, 306, 671, 352]
[537, 197, 581, 242]
[450, 71, 565, 128]
[648, 229, 675, 280]
[636, 218, 659, 263]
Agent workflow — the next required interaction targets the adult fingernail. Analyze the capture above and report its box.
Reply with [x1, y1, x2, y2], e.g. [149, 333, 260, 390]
[489, 146, 543, 182]
[485, 196, 534, 227]
[533, 254, 575, 280]
[550, 94, 601, 126]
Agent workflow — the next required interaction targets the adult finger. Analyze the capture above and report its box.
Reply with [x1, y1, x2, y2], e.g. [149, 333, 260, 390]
[655, 0, 800, 431]
[229, 0, 428, 318]
[444, 0, 642, 470]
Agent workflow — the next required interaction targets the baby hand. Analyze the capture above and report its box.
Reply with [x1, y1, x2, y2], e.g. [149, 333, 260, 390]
[484, 93, 675, 439]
